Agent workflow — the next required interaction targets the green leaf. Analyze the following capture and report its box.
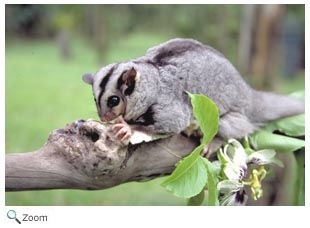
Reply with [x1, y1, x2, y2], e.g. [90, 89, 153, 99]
[203, 158, 219, 206]
[187, 92, 219, 145]
[292, 149, 305, 205]
[264, 114, 305, 137]
[161, 144, 207, 198]
[187, 189, 205, 206]
[250, 130, 305, 153]
[162, 93, 219, 201]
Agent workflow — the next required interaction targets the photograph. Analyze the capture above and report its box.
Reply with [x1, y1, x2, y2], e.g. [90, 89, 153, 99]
[5, 4, 305, 206]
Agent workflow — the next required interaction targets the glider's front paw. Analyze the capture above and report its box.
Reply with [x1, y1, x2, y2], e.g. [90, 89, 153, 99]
[112, 118, 132, 141]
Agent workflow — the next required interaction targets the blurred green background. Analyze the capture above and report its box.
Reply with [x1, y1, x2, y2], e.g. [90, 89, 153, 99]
[5, 4, 304, 205]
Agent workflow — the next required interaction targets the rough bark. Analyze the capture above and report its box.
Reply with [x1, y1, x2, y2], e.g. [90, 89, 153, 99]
[5, 120, 198, 191]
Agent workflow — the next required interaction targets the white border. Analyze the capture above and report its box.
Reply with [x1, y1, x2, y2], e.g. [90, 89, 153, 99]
[2, 1, 309, 228]
[1, 0, 6, 225]
[304, 3, 309, 207]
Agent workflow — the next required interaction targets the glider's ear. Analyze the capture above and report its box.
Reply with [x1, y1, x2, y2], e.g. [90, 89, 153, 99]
[119, 67, 139, 96]
[82, 73, 94, 85]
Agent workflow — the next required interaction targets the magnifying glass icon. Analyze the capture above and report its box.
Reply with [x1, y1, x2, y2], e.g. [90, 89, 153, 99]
[7, 210, 21, 224]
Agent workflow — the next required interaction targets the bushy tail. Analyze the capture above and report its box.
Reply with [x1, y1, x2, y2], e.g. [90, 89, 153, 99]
[250, 90, 305, 124]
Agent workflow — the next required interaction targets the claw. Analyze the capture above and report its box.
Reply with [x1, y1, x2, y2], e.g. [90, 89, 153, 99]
[121, 132, 132, 141]
[112, 123, 125, 131]
[112, 119, 132, 141]
[115, 129, 124, 138]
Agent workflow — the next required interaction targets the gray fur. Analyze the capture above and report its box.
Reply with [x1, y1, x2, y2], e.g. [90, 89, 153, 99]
[83, 38, 304, 141]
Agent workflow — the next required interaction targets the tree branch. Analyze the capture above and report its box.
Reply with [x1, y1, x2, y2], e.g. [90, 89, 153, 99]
[5, 120, 198, 191]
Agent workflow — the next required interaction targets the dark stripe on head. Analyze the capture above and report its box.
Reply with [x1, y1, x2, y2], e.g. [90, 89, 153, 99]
[98, 66, 115, 108]
[117, 70, 128, 90]
[145, 60, 157, 67]
[133, 60, 156, 67]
